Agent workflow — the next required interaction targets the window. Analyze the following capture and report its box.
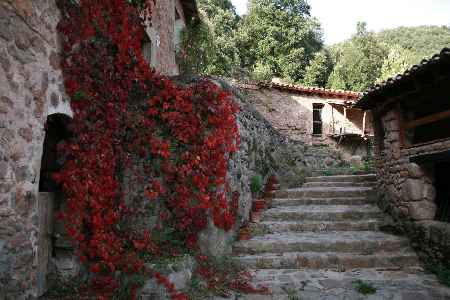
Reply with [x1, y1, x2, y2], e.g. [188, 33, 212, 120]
[400, 82, 450, 147]
[142, 33, 152, 65]
[39, 114, 72, 192]
[313, 103, 324, 135]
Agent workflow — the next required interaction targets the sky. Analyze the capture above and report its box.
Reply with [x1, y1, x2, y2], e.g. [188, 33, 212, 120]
[230, 0, 450, 45]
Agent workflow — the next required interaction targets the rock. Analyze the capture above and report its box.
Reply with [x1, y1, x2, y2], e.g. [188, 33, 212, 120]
[6, 44, 36, 65]
[50, 92, 59, 107]
[0, 12, 12, 41]
[0, 51, 11, 73]
[408, 201, 436, 221]
[0, 96, 14, 114]
[198, 219, 233, 257]
[406, 163, 424, 178]
[423, 183, 436, 202]
[15, 29, 32, 51]
[18, 127, 33, 143]
[402, 178, 424, 202]
[10, 0, 33, 18]
[49, 51, 60, 70]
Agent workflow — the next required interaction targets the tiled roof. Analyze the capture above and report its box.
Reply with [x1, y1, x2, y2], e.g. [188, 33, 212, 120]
[355, 47, 450, 110]
[254, 81, 362, 101]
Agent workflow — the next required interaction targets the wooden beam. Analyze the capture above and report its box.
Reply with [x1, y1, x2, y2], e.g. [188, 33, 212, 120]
[331, 106, 335, 135]
[396, 103, 406, 148]
[410, 149, 450, 164]
[405, 109, 450, 130]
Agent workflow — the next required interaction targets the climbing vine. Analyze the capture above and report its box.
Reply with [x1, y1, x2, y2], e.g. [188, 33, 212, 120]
[54, 0, 263, 298]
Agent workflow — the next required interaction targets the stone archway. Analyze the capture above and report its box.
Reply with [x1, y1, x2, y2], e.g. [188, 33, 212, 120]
[37, 113, 72, 296]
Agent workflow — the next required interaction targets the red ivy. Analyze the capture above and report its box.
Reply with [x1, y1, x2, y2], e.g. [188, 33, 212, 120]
[55, 0, 245, 298]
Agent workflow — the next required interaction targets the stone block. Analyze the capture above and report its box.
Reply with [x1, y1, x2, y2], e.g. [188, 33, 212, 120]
[423, 183, 436, 202]
[408, 201, 436, 221]
[0, 96, 14, 114]
[406, 163, 424, 178]
[11, 0, 33, 18]
[402, 179, 424, 202]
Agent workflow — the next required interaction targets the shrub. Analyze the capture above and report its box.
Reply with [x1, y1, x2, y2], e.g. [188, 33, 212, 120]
[353, 280, 377, 295]
[250, 174, 263, 196]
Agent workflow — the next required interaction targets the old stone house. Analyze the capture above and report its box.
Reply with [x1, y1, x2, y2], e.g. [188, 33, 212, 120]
[0, 1, 197, 299]
[236, 79, 374, 169]
[355, 47, 450, 267]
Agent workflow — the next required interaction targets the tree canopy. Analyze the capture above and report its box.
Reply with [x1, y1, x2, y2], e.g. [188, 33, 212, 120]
[327, 24, 450, 91]
[180, 0, 241, 75]
[180, 1, 450, 91]
[237, 0, 323, 82]
[327, 22, 387, 91]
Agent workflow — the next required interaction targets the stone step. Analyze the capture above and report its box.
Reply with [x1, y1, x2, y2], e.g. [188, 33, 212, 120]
[303, 181, 376, 188]
[262, 205, 382, 222]
[235, 269, 450, 299]
[305, 174, 377, 183]
[235, 250, 419, 270]
[274, 187, 372, 199]
[233, 231, 410, 255]
[253, 220, 382, 234]
[272, 197, 373, 207]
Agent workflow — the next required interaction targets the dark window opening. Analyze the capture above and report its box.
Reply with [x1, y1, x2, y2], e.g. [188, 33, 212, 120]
[313, 103, 324, 135]
[39, 114, 72, 192]
[142, 33, 152, 65]
[435, 162, 450, 222]
[401, 82, 450, 147]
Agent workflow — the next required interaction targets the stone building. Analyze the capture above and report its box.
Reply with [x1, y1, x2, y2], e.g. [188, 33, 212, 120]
[236, 80, 373, 168]
[355, 48, 450, 267]
[0, 1, 197, 299]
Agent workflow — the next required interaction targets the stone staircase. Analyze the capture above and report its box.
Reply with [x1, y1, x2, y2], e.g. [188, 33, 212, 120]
[232, 174, 450, 300]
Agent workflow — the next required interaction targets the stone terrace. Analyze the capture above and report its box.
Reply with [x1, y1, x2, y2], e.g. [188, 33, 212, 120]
[229, 174, 450, 300]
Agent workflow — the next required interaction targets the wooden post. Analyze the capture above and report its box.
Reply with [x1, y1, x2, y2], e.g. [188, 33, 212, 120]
[331, 106, 335, 135]
[362, 111, 367, 137]
[343, 107, 347, 134]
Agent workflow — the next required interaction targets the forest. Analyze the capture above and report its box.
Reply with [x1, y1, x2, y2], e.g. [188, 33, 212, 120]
[181, 0, 450, 91]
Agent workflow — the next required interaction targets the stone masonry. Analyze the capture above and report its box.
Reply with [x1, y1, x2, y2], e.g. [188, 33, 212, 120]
[0, 1, 196, 299]
[231, 174, 450, 299]
[236, 80, 373, 164]
[373, 111, 450, 267]
[355, 48, 450, 270]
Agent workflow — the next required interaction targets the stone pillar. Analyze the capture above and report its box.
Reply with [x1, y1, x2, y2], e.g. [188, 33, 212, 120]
[402, 163, 437, 221]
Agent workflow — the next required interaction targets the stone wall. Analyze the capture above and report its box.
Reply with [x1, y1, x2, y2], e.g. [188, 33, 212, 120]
[0, 1, 193, 299]
[373, 107, 450, 267]
[241, 86, 373, 163]
[0, 1, 71, 298]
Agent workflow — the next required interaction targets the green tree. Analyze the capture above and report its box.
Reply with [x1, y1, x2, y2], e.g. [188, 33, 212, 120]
[327, 22, 387, 91]
[377, 25, 450, 63]
[180, 0, 241, 75]
[377, 44, 415, 83]
[236, 0, 323, 82]
[302, 50, 333, 87]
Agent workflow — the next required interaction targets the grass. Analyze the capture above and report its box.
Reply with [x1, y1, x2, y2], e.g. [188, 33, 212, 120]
[353, 280, 377, 295]
[285, 287, 301, 300]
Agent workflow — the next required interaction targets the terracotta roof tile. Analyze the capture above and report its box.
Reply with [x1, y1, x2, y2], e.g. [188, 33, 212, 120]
[252, 81, 362, 101]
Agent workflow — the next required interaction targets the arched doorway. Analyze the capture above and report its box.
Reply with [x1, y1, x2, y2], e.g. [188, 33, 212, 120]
[37, 113, 72, 296]
[39, 113, 72, 192]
